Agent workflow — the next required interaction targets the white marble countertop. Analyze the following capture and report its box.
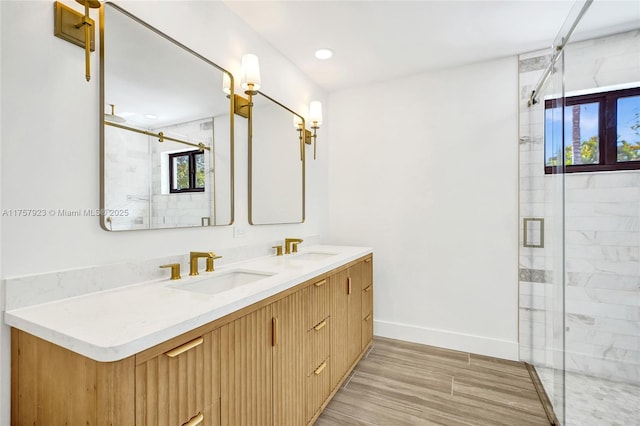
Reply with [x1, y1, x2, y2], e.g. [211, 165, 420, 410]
[4, 245, 372, 362]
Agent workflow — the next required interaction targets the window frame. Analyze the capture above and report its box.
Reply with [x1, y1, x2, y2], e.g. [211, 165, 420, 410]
[544, 86, 640, 174]
[168, 149, 205, 193]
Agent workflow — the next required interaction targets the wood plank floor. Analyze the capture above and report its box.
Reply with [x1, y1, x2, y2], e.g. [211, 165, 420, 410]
[315, 336, 551, 426]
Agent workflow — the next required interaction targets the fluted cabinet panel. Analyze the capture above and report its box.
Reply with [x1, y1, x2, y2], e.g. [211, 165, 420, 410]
[220, 305, 273, 426]
[330, 269, 350, 389]
[273, 291, 307, 426]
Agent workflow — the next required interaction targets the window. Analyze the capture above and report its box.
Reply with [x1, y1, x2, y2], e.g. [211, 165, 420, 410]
[169, 150, 205, 193]
[544, 87, 640, 174]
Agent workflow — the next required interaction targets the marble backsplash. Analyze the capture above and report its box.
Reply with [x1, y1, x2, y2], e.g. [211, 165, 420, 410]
[3, 235, 320, 311]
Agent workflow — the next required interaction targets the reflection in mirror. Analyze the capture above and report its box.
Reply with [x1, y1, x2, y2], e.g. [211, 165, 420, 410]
[101, 3, 233, 231]
[249, 92, 305, 224]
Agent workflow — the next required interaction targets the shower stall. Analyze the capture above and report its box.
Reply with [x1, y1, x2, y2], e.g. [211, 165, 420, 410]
[518, 1, 640, 424]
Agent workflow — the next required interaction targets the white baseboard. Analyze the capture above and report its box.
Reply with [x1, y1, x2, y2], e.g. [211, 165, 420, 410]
[374, 319, 519, 361]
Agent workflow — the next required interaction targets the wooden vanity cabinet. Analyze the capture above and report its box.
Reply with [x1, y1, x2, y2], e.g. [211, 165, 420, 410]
[11, 254, 373, 426]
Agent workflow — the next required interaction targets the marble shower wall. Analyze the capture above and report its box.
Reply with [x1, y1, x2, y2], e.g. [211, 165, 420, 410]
[518, 30, 640, 385]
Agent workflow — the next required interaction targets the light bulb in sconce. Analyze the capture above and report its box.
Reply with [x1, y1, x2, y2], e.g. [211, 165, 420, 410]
[241, 53, 261, 94]
[309, 101, 323, 127]
[222, 73, 231, 95]
[293, 114, 303, 129]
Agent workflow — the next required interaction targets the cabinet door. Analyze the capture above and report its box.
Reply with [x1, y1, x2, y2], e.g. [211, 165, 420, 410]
[329, 269, 350, 389]
[347, 262, 363, 364]
[135, 330, 218, 426]
[272, 291, 307, 426]
[220, 305, 273, 426]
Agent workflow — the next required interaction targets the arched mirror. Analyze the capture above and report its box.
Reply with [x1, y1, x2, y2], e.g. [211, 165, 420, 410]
[100, 2, 234, 231]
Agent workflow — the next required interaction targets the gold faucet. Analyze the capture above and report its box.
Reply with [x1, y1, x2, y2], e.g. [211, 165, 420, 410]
[284, 238, 303, 254]
[189, 252, 221, 276]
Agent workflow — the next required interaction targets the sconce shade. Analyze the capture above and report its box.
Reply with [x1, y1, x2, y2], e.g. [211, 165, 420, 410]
[222, 73, 231, 95]
[309, 101, 323, 126]
[293, 114, 303, 128]
[241, 54, 261, 91]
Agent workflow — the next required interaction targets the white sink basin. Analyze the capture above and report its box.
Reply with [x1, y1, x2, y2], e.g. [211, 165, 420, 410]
[291, 252, 338, 261]
[170, 270, 274, 295]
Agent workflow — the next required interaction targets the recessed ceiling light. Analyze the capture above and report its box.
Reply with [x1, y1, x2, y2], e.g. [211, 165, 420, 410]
[315, 48, 333, 60]
[144, 114, 158, 120]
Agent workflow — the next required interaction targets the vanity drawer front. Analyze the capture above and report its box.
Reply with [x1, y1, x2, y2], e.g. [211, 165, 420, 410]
[135, 331, 218, 426]
[306, 316, 330, 372]
[304, 278, 330, 329]
[306, 357, 331, 423]
[362, 256, 373, 287]
[362, 283, 373, 318]
[362, 312, 373, 350]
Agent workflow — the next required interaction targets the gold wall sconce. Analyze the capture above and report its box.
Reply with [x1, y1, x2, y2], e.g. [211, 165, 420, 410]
[54, 1, 101, 82]
[295, 101, 322, 160]
[224, 54, 261, 119]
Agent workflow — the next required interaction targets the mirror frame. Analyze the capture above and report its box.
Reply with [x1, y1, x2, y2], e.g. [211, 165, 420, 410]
[99, 2, 235, 231]
[248, 91, 306, 225]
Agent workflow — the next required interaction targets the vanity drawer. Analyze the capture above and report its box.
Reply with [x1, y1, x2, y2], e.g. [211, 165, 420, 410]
[304, 278, 330, 329]
[306, 357, 331, 423]
[135, 330, 218, 426]
[362, 256, 373, 287]
[362, 283, 373, 317]
[362, 312, 373, 350]
[306, 316, 330, 372]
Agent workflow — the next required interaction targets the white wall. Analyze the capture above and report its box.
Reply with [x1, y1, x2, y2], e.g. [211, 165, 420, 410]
[327, 57, 520, 359]
[0, 1, 326, 423]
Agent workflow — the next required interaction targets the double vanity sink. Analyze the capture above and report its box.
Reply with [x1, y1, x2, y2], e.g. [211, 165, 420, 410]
[5, 245, 369, 362]
[171, 251, 338, 296]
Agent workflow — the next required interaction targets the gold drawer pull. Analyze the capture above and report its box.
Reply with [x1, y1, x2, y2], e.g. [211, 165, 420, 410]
[272, 317, 278, 346]
[365, 258, 372, 263]
[165, 337, 204, 358]
[347, 277, 352, 295]
[364, 313, 372, 321]
[183, 412, 204, 426]
[314, 279, 327, 287]
[364, 285, 372, 292]
[314, 320, 327, 331]
[314, 361, 327, 375]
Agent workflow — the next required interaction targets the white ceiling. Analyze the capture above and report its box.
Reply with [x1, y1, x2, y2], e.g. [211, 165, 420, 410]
[223, 0, 640, 92]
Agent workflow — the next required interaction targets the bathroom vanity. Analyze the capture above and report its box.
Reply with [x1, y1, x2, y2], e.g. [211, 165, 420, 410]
[6, 246, 373, 426]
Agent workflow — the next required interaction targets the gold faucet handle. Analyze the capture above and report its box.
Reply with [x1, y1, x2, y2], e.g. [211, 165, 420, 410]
[205, 255, 223, 272]
[160, 263, 181, 280]
[272, 245, 283, 256]
[292, 242, 302, 253]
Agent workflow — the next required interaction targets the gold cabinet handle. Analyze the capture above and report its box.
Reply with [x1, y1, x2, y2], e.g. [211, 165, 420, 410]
[165, 337, 204, 358]
[314, 319, 327, 331]
[272, 317, 278, 346]
[314, 361, 327, 375]
[347, 277, 352, 295]
[314, 279, 326, 287]
[183, 412, 204, 426]
[364, 313, 372, 322]
[364, 285, 373, 293]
